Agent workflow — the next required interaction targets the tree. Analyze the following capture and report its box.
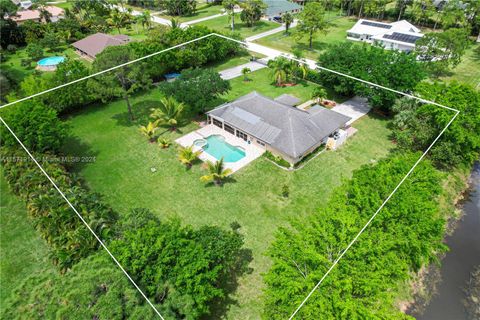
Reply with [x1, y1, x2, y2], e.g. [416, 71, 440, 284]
[296, 2, 329, 49]
[41, 32, 61, 51]
[159, 68, 230, 114]
[282, 12, 294, 34]
[137, 9, 152, 30]
[264, 153, 445, 319]
[139, 121, 159, 142]
[107, 8, 128, 33]
[159, 0, 196, 16]
[25, 42, 43, 62]
[0, 102, 67, 153]
[240, 0, 266, 27]
[415, 28, 470, 77]
[200, 158, 233, 186]
[178, 145, 202, 168]
[110, 216, 246, 318]
[150, 96, 184, 131]
[311, 86, 328, 103]
[89, 45, 151, 121]
[241, 67, 251, 81]
[396, 0, 412, 21]
[223, 0, 238, 31]
[392, 81, 480, 168]
[267, 57, 294, 86]
[317, 42, 426, 111]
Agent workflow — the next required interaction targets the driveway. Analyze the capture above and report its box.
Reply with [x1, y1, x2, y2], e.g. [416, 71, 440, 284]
[219, 60, 267, 80]
[332, 96, 371, 125]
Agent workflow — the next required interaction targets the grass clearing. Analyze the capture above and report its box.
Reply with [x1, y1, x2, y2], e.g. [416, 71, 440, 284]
[254, 16, 356, 60]
[62, 67, 393, 319]
[0, 169, 55, 305]
[157, 4, 223, 22]
[440, 43, 480, 89]
[195, 13, 280, 38]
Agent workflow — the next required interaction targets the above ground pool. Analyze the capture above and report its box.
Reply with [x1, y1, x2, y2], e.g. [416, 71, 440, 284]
[37, 56, 65, 66]
[198, 135, 246, 162]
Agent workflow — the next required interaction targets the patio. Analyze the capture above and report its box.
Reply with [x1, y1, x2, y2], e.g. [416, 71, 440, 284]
[175, 125, 265, 173]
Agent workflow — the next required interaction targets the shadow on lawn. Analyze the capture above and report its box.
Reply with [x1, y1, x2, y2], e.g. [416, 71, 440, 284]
[112, 99, 158, 127]
[202, 246, 254, 320]
[61, 135, 99, 172]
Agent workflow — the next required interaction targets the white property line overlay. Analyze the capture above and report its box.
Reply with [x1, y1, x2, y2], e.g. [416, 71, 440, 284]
[0, 33, 460, 320]
[0, 117, 165, 320]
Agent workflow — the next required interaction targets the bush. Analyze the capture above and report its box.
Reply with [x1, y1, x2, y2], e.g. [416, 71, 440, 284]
[264, 151, 291, 168]
[0, 102, 68, 153]
[0, 147, 117, 271]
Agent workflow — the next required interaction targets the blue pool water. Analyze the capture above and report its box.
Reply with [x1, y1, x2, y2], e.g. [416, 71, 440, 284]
[201, 135, 246, 162]
[37, 56, 65, 66]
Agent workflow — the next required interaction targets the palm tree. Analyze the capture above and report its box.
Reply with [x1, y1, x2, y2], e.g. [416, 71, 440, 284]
[158, 137, 171, 149]
[223, 0, 238, 31]
[170, 18, 181, 29]
[268, 57, 293, 86]
[107, 9, 126, 34]
[200, 158, 232, 186]
[311, 86, 328, 104]
[150, 97, 184, 131]
[282, 12, 294, 34]
[139, 121, 159, 142]
[138, 10, 152, 30]
[178, 146, 202, 168]
[241, 67, 251, 81]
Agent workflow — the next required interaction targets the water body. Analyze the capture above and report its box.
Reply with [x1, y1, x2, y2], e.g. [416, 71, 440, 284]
[415, 163, 480, 320]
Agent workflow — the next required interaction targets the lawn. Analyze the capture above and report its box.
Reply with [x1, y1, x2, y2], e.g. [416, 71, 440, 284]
[195, 13, 280, 38]
[157, 4, 224, 23]
[254, 16, 357, 60]
[440, 43, 480, 89]
[0, 45, 88, 89]
[62, 67, 394, 319]
[0, 169, 55, 306]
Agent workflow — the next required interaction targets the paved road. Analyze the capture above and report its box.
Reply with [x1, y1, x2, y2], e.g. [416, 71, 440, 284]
[245, 21, 297, 42]
[218, 60, 267, 80]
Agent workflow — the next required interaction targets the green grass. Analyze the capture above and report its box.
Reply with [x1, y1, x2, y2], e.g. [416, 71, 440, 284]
[440, 43, 480, 89]
[62, 67, 393, 319]
[53, 1, 73, 10]
[254, 16, 357, 60]
[0, 169, 55, 305]
[195, 13, 280, 38]
[157, 4, 223, 23]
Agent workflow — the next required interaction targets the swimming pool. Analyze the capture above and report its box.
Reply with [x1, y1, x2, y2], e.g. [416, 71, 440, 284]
[37, 56, 65, 66]
[196, 135, 246, 162]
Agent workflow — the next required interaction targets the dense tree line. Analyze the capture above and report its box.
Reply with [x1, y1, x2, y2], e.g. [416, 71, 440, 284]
[263, 153, 446, 319]
[391, 81, 480, 168]
[314, 42, 425, 111]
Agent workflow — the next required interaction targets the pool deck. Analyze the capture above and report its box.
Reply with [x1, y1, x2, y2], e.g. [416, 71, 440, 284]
[175, 125, 265, 173]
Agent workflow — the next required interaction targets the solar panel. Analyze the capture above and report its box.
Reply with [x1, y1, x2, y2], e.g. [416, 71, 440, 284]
[383, 32, 421, 44]
[361, 21, 392, 29]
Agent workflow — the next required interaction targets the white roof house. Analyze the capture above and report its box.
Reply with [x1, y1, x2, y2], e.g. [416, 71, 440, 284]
[347, 19, 423, 52]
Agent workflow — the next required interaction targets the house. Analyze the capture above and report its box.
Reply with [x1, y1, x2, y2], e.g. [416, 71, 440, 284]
[206, 91, 351, 164]
[263, 0, 303, 21]
[11, 0, 32, 10]
[10, 6, 64, 24]
[71, 33, 131, 61]
[347, 19, 423, 52]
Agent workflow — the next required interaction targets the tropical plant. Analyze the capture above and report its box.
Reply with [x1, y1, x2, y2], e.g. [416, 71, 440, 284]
[150, 96, 185, 131]
[170, 17, 181, 29]
[223, 0, 238, 31]
[282, 12, 294, 34]
[158, 137, 171, 149]
[296, 2, 329, 49]
[240, 0, 266, 27]
[200, 158, 232, 186]
[178, 145, 202, 168]
[311, 86, 328, 103]
[241, 67, 251, 81]
[107, 8, 128, 34]
[267, 57, 294, 86]
[137, 10, 152, 30]
[139, 121, 159, 142]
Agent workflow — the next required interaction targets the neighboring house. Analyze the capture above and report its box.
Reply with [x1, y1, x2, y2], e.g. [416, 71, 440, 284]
[347, 19, 423, 52]
[263, 0, 303, 21]
[206, 91, 351, 164]
[10, 6, 64, 24]
[71, 33, 131, 61]
[11, 0, 32, 10]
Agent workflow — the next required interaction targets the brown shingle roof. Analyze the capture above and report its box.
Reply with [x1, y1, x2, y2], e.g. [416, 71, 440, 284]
[71, 33, 131, 59]
[11, 6, 64, 22]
